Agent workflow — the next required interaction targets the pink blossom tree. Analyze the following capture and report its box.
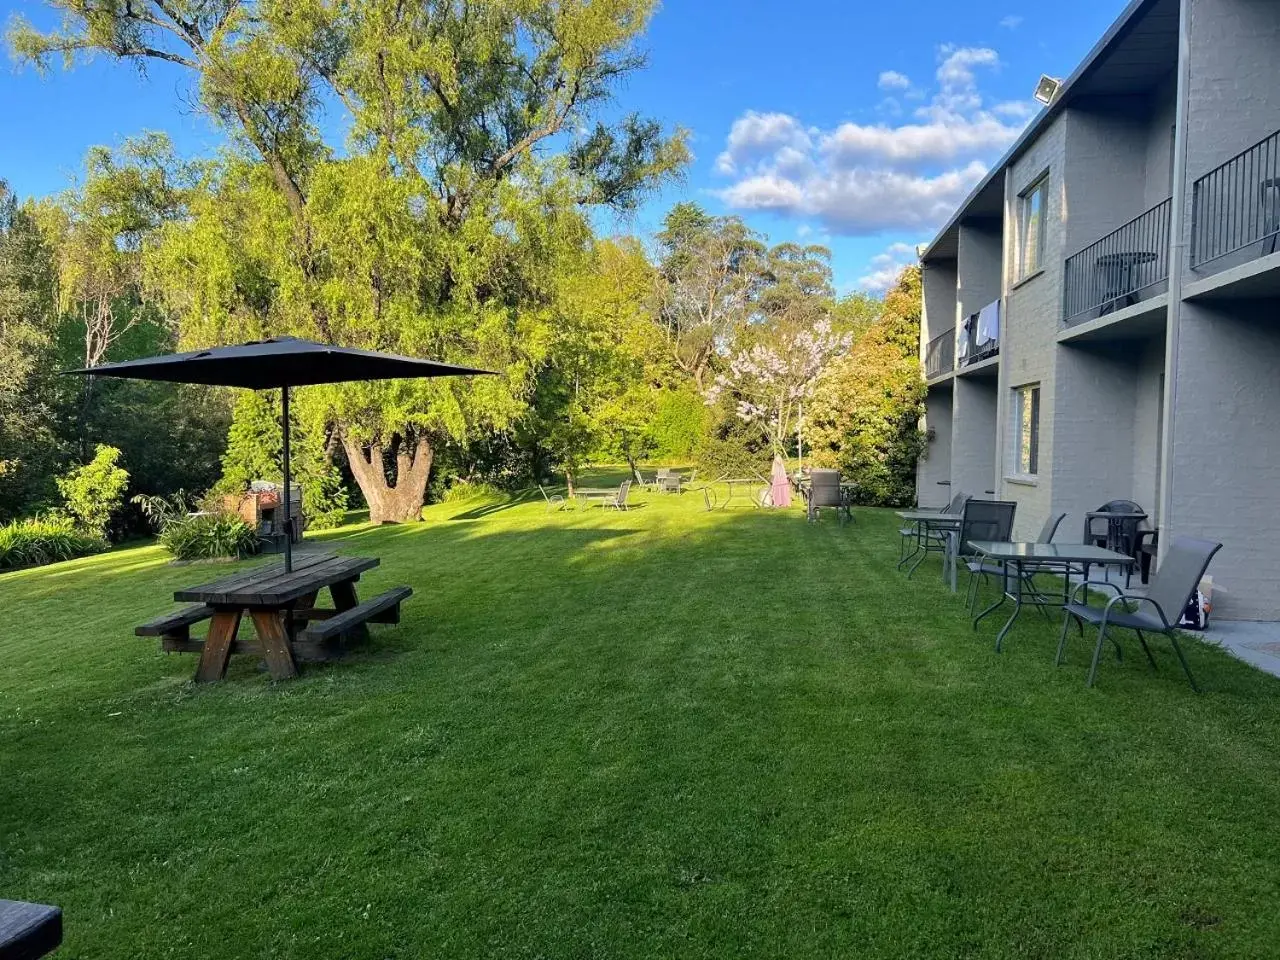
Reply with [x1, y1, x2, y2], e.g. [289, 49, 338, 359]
[704, 319, 851, 456]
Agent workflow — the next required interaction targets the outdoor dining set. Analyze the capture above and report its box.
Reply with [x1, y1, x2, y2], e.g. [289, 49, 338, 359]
[896, 491, 1222, 690]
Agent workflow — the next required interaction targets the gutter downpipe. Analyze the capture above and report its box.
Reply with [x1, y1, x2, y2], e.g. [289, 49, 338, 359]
[1158, 0, 1192, 564]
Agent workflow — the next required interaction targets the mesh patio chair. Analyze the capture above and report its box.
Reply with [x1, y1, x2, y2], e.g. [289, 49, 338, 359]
[602, 479, 632, 511]
[966, 511, 1066, 612]
[953, 499, 1016, 576]
[899, 489, 969, 567]
[538, 485, 566, 513]
[1055, 536, 1222, 690]
[806, 469, 845, 523]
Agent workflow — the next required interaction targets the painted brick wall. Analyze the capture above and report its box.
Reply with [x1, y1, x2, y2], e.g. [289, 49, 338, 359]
[1167, 300, 1280, 620]
[917, 386, 954, 509]
[999, 115, 1069, 538]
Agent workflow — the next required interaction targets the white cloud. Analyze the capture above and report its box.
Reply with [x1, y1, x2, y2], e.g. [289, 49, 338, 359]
[712, 45, 1028, 236]
[857, 242, 922, 293]
[999, 14, 1024, 29]
[714, 111, 813, 175]
[822, 114, 1021, 164]
[878, 70, 912, 91]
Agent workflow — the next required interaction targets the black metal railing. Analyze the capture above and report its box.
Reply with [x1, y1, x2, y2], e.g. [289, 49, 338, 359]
[959, 314, 998, 365]
[1191, 128, 1280, 268]
[1063, 197, 1171, 326]
[924, 329, 954, 379]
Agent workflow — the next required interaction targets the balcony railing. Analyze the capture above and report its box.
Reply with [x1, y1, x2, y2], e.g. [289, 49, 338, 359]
[958, 304, 999, 366]
[924, 329, 954, 379]
[1063, 197, 1171, 326]
[1191, 128, 1280, 268]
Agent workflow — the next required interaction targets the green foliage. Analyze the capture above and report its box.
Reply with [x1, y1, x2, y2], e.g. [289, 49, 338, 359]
[0, 514, 106, 570]
[647, 388, 710, 461]
[56, 444, 129, 537]
[0, 181, 62, 520]
[10, 0, 688, 520]
[440, 480, 507, 504]
[130, 491, 196, 532]
[158, 511, 260, 561]
[696, 433, 766, 479]
[216, 390, 348, 528]
[304, 466, 351, 530]
[808, 267, 926, 507]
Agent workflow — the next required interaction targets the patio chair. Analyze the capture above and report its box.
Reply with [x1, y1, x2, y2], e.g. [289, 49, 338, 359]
[950, 499, 1016, 586]
[966, 511, 1065, 613]
[806, 469, 845, 523]
[1055, 536, 1222, 690]
[601, 479, 632, 511]
[538, 485, 566, 513]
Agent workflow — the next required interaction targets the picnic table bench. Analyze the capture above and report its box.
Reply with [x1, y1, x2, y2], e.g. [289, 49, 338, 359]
[0, 899, 61, 958]
[135, 552, 411, 682]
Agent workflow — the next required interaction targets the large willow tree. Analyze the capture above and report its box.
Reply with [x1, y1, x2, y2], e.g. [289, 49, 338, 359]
[11, 0, 686, 520]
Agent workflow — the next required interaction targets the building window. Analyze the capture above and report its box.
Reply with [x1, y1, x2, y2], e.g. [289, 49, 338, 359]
[1011, 383, 1040, 476]
[1019, 176, 1047, 278]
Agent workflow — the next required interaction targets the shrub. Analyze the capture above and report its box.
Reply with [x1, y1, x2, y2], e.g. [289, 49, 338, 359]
[303, 464, 350, 530]
[648, 388, 711, 461]
[0, 515, 107, 570]
[159, 512, 260, 561]
[131, 490, 196, 532]
[441, 479, 507, 503]
[56, 445, 130, 538]
[696, 434, 766, 479]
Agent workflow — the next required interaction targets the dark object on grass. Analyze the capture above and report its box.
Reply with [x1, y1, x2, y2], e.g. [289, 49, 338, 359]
[0, 898, 62, 959]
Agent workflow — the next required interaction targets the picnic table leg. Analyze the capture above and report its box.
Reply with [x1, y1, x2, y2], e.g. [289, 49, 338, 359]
[329, 578, 370, 645]
[250, 610, 298, 680]
[196, 609, 242, 683]
[290, 590, 319, 635]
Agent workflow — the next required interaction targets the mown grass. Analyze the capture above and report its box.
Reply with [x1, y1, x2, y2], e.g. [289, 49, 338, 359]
[2, 478, 1279, 958]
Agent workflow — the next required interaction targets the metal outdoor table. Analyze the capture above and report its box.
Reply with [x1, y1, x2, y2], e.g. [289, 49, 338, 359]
[574, 486, 618, 507]
[896, 510, 963, 587]
[171, 553, 381, 681]
[968, 541, 1135, 652]
[703, 476, 767, 511]
[1096, 251, 1157, 313]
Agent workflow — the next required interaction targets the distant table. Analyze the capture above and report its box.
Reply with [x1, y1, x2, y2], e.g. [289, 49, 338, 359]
[896, 511, 963, 587]
[172, 554, 380, 681]
[574, 486, 618, 507]
[0, 899, 61, 958]
[1084, 510, 1147, 554]
[704, 476, 767, 511]
[1096, 251, 1157, 313]
[968, 540, 1136, 651]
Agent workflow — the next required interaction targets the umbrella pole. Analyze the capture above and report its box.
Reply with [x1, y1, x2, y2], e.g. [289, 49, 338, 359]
[282, 385, 292, 573]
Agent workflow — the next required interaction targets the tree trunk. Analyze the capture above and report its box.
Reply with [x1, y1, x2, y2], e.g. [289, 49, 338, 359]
[341, 430, 433, 523]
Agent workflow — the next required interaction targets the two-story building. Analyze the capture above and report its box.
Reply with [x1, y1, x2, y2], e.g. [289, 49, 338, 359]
[917, 0, 1280, 620]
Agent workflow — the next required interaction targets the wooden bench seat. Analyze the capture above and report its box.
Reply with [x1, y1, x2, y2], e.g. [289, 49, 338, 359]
[299, 587, 412, 643]
[135, 604, 214, 642]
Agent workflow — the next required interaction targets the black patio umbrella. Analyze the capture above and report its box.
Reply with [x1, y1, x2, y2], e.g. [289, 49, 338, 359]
[67, 336, 494, 571]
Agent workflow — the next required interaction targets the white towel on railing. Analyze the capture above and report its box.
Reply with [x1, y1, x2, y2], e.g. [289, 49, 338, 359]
[975, 299, 1000, 347]
[957, 315, 972, 359]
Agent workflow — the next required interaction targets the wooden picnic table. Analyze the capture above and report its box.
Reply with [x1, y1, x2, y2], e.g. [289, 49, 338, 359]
[137, 552, 411, 683]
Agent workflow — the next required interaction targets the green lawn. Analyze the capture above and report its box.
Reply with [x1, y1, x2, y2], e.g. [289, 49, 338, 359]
[3, 479, 1280, 958]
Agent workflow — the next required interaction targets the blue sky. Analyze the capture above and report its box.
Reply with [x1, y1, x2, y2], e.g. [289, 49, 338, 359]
[0, 0, 1127, 292]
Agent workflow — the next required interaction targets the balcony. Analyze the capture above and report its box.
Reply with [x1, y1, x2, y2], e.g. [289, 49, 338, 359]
[958, 301, 999, 370]
[1063, 198, 1171, 327]
[1190, 128, 1280, 272]
[924, 329, 954, 379]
